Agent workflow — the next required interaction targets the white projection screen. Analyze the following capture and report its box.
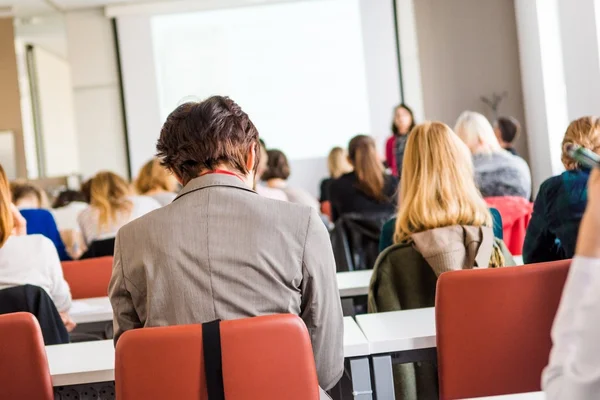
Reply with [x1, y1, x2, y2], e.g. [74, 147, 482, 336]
[116, 0, 401, 194]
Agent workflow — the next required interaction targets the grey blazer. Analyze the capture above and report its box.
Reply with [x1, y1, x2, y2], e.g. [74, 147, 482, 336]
[108, 174, 344, 391]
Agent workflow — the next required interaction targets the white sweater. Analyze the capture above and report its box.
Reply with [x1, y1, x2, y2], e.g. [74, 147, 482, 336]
[0, 235, 72, 312]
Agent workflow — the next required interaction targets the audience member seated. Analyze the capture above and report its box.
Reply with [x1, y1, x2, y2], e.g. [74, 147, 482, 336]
[524, 116, 600, 264]
[254, 140, 288, 201]
[134, 158, 178, 206]
[385, 103, 415, 177]
[10, 181, 45, 209]
[108, 96, 343, 396]
[319, 147, 352, 218]
[262, 149, 320, 209]
[455, 111, 532, 199]
[52, 190, 88, 259]
[369, 121, 514, 399]
[78, 171, 161, 246]
[378, 207, 505, 252]
[0, 164, 74, 334]
[329, 135, 398, 222]
[543, 168, 600, 399]
[494, 116, 522, 157]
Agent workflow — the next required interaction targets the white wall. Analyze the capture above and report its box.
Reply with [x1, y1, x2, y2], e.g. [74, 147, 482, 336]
[514, 0, 568, 192]
[65, 9, 129, 179]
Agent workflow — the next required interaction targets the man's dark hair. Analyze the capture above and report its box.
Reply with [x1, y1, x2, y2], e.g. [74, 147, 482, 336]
[495, 116, 521, 144]
[53, 190, 87, 208]
[156, 96, 259, 185]
[261, 149, 290, 181]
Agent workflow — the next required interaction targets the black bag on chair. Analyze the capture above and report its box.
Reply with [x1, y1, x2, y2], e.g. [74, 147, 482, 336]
[0, 284, 69, 345]
[80, 237, 116, 259]
[330, 212, 391, 272]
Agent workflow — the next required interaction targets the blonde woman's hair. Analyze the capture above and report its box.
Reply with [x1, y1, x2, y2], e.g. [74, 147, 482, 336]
[327, 147, 352, 179]
[394, 121, 493, 244]
[0, 164, 13, 247]
[135, 158, 176, 194]
[89, 171, 132, 229]
[561, 116, 600, 170]
[454, 111, 502, 154]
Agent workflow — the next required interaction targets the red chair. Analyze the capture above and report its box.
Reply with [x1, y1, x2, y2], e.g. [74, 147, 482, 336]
[61, 256, 113, 299]
[485, 196, 533, 255]
[116, 314, 320, 400]
[436, 259, 571, 400]
[0, 312, 54, 399]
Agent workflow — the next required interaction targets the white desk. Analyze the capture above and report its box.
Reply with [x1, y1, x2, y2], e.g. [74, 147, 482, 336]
[464, 392, 544, 400]
[70, 297, 112, 325]
[46, 340, 114, 386]
[342, 317, 373, 399]
[337, 270, 372, 298]
[356, 308, 437, 400]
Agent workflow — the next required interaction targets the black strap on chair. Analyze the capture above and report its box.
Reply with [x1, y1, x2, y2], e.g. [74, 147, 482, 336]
[202, 319, 225, 400]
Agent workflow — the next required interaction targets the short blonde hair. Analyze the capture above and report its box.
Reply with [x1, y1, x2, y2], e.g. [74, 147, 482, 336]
[90, 171, 132, 229]
[561, 116, 600, 170]
[394, 121, 492, 243]
[327, 147, 352, 179]
[135, 158, 176, 194]
[0, 164, 13, 247]
[454, 111, 502, 154]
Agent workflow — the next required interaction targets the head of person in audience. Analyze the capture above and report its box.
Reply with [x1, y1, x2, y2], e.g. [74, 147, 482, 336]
[80, 179, 92, 203]
[395, 121, 493, 244]
[89, 171, 133, 228]
[348, 135, 386, 201]
[261, 149, 290, 184]
[454, 111, 503, 155]
[135, 158, 178, 196]
[391, 104, 416, 136]
[10, 181, 43, 209]
[157, 96, 259, 188]
[327, 147, 352, 179]
[494, 116, 521, 149]
[561, 116, 600, 171]
[52, 190, 87, 209]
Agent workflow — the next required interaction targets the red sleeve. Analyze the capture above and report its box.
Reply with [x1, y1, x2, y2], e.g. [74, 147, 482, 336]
[385, 136, 396, 175]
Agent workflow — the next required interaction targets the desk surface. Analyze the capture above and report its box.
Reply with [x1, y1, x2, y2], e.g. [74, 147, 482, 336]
[464, 392, 544, 399]
[356, 307, 436, 354]
[337, 270, 372, 298]
[343, 316, 369, 358]
[70, 297, 113, 324]
[46, 340, 114, 386]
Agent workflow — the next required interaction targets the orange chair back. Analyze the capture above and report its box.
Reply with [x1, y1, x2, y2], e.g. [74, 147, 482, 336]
[0, 312, 54, 400]
[436, 259, 570, 399]
[116, 314, 320, 400]
[61, 256, 113, 299]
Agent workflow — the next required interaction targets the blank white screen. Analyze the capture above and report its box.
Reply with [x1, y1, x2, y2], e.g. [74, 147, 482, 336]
[150, 0, 371, 159]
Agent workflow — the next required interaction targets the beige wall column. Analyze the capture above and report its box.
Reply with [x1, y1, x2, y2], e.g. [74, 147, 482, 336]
[0, 17, 26, 178]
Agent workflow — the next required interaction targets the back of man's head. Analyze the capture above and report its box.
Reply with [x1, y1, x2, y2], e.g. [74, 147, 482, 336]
[157, 96, 259, 185]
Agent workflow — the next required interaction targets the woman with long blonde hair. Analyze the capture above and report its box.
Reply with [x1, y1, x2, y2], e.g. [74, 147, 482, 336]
[78, 171, 160, 245]
[135, 158, 178, 206]
[454, 111, 531, 199]
[369, 121, 513, 399]
[0, 164, 74, 332]
[328, 135, 398, 221]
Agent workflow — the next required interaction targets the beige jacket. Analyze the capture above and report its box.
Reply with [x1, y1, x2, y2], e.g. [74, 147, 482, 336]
[108, 174, 344, 392]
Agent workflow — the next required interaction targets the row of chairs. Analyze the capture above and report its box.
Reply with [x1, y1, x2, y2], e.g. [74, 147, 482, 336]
[0, 313, 319, 400]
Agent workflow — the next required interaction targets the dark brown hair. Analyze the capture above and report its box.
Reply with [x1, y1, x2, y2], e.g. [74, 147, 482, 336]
[348, 135, 385, 201]
[261, 149, 290, 181]
[53, 190, 87, 209]
[391, 103, 416, 136]
[495, 116, 521, 144]
[156, 96, 260, 185]
[10, 181, 42, 207]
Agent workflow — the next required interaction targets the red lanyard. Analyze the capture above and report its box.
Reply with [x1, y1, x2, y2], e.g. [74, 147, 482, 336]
[199, 169, 245, 183]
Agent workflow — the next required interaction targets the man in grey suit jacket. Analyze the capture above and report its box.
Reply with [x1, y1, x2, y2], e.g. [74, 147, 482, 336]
[108, 96, 344, 395]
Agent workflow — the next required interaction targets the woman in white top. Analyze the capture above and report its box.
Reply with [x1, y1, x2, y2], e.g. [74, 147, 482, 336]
[78, 171, 160, 245]
[134, 158, 178, 207]
[0, 164, 74, 331]
[544, 168, 600, 399]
